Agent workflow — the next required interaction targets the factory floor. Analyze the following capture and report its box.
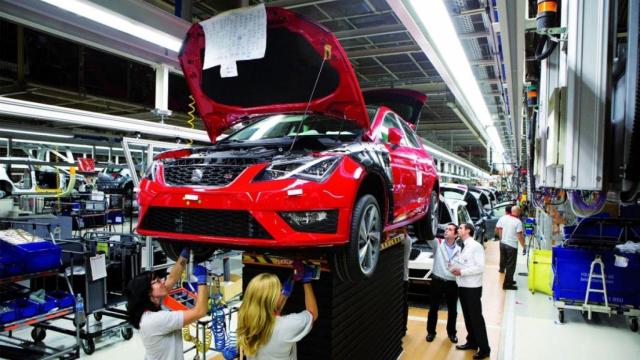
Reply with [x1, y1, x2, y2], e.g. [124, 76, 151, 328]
[5, 241, 639, 359]
[401, 241, 640, 360]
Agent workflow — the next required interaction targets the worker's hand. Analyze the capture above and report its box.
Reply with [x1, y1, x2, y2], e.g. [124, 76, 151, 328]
[179, 247, 190, 260]
[292, 261, 318, 283]
[450, 267, 462, 276]
[300, 264, 318, 283]
[281, 276, 294, 297]
[192, 265, 208, 285]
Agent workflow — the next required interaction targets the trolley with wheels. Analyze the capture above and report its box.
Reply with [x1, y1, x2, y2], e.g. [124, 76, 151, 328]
[552, 217, 640, 331]
[39, 232, 142, 354]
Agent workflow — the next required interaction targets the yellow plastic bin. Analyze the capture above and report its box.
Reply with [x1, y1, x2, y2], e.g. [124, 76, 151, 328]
[528, 249, 553, 295]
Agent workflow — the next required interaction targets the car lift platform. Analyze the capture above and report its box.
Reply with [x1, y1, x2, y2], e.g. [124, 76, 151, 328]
[242, 230, 407, 360]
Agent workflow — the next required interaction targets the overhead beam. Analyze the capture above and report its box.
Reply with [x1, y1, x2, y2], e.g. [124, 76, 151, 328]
[0, 97, 210, 143]
[336, 24, 406, 40]
[496, 0, 526, 164]
[418, 123, 470, 130]
[361, 81, 448, 93]
[469, 59, 496, 66]
[459, 31, 490, 40]
[0, 0, 190, 71]
[266, 0, 336, 8]
[347, 45, 421, 59]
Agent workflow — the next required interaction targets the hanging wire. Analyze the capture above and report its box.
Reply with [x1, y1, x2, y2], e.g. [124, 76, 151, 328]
[186, 95, 197, 146]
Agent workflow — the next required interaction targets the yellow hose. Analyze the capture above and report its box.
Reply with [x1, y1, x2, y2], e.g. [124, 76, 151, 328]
[186, 95, 196, 145]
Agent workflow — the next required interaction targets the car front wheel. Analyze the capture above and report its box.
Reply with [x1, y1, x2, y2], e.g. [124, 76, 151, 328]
[334, 194, 382, 282]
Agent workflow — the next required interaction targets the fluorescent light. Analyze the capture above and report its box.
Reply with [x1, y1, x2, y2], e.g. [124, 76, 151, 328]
[0, 138, 143, 153]
[0, 97, 210, 143]
[40, 0, 182, 52]
[406, 0, 504, 158]
[0, 128, 73, 138]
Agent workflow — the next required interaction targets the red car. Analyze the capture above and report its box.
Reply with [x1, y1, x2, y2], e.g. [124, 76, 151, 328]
[136, 7, 439, 280]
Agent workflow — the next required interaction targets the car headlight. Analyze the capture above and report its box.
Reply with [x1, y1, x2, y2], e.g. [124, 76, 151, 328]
[257, 156, 341, 182]
[280, 210, 339, 233]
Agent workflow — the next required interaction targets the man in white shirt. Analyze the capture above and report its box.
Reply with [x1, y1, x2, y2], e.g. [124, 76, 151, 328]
[496, 204, 513, 274]
[426, 223, 461, 344]
[495, 205, 525, 290]
[450, 223, 490, 360]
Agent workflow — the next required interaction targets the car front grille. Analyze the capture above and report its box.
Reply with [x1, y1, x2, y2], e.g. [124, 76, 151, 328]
[163, 157, 257, 187]
[409, 269, 430, 279]
[139, 207, 272, 239]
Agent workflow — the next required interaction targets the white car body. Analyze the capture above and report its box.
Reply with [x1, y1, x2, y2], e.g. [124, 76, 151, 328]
[408, 197, 471, 282]
[0, 157, 68, 197]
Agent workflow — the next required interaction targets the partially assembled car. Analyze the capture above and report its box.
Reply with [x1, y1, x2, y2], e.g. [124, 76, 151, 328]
[441, 183, 487, 243]
[136, 7, 439, 281]
[0, 158, 77, 198]
[408, 196, 473, 282]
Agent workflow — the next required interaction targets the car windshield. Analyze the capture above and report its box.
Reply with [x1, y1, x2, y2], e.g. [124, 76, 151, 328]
[442, 189, 465, 200]
[224, 114, 363, 142]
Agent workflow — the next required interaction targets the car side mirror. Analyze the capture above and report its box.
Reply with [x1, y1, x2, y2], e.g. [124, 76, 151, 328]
[388, 128, 403, 145]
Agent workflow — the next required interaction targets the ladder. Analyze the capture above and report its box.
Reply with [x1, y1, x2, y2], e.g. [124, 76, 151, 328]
[583, 255, 611, 319]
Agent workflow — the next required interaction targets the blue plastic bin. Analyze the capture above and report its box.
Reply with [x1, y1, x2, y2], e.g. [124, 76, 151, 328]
[0, 303, 17, 325]
[0, 256, 24, 277]
[33, 295, 59, 314]
[47, 290, 75, 308]
[8, 298, 40, 319]
[552, 247, 640, 307]
[0, 240, 61, 274]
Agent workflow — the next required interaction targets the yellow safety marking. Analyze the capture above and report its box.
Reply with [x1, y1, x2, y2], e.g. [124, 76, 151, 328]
[242, 253, 329, 271]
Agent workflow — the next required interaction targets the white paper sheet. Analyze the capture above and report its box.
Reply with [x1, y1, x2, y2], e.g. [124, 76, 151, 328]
[200, 4, 267, 77]
[90, 254, 107, 281]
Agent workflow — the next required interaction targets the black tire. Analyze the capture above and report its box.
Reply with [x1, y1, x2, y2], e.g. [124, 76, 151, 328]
[82, 339, 95, 355]
[558, 310, 565, 323]
[122, 327, 134, 340]
[629, 317, 639, 332]
[31, 327, 46, 342]
[415, 189, 439, 242]
[158, 239, 215, 263]
[333, 194, 382, 282]
[93, 312, 102, 322]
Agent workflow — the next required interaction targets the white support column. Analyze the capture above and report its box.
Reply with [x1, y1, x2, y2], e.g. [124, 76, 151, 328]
[153, 64, 172, 120]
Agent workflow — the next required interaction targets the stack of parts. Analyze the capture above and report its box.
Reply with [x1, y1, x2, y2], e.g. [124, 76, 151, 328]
[0, 229, 62, 276]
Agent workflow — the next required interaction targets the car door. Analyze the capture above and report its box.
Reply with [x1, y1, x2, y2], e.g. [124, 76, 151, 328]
[398, 117, 436, 216]
[376, 111, 417, 223]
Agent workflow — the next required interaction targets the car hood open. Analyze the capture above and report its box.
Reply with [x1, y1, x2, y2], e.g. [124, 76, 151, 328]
[179, 6, 370, 143]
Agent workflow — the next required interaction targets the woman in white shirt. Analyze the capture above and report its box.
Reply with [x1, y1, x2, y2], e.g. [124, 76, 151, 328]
[237, 273, 318, 360]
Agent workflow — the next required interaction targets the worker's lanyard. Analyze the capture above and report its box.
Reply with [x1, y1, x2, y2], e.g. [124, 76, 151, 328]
[443, 240, 457, 263]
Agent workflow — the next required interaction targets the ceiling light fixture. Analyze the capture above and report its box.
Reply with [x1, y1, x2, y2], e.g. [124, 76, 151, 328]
[0, 128, 73, 139]
[0, 97, 210, 143]
[40, 0, 183, 52]
[391, 0, 505, 158]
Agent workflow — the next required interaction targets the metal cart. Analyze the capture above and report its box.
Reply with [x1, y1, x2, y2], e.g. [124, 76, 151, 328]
[38, 232, 142, 354]
[0, 221, 81, 359]
[553, 217, 640, 331]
